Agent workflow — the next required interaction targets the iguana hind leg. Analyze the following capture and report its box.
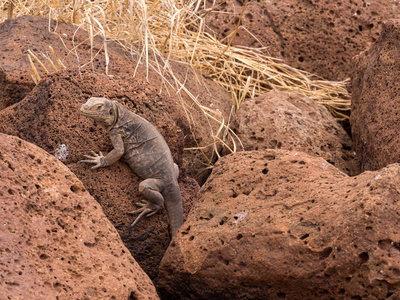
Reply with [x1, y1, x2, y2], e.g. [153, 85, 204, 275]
[128, 178, 164, 228]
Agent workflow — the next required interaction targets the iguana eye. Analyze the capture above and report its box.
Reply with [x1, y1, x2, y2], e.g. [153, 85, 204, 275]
[95, 105, 102, 110]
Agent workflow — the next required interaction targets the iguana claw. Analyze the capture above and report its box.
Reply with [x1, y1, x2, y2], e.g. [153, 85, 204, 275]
[128, 208, 152, 227]
[131, 200, 148, 208]
[80, 150, 105, 170]
[128, 201, 161, 227]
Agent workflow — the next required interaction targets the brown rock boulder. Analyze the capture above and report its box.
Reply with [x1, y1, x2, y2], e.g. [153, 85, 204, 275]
[351, 20, 400, 172]
[0, 133, 158, 299]
[0, 15, 233, 183]
[0, 70, 200, 280]
[159, 150, 400, 299]
[0, 15, 133, 109]
[206, 0, 399, 80]
[232, 91, 359, 175]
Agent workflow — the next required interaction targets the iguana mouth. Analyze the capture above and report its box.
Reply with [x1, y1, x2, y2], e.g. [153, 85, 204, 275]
[80, 102, 102, 117]
[80, 107, 105, 118]
[80, 110, 97, 117]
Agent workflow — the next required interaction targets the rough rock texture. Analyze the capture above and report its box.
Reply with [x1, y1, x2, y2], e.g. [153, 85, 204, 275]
[0, 15, 233, 183]
[0, 15, 131, 109]
[232, 91, 359, 175]
[206, 0, 399, 80]
[351, 20, 400, 172]
[0, 70, 200, 280]
[0, 133, 158, 299]
[159, 150, 400, 299]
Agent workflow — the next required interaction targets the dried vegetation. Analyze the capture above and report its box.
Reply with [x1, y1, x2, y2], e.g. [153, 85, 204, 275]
[0, 0, 351, 162]
[1, 0, 350, 115]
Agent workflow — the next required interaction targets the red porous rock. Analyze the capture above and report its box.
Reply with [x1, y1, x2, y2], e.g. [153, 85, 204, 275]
[232, 91, 359, 175]
[0, 133, 159, 299]
[351, 19, 400, 172]
[159, 150, 400, 299]
[0, 70, 200, 280]
[205, 0, 399, 80]
[0, 15, 133, 109]
[0, 15, 233, 183]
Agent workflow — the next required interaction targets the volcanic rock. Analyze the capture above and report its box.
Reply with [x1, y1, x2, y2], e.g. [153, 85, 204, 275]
[0, 15, 131, 109]
[232, 91, 359, 175]
[159, 150, 400, 299]
[0, 133, 158, 299]
[351, 20, 400, 172]
[205, 0, 399, 80]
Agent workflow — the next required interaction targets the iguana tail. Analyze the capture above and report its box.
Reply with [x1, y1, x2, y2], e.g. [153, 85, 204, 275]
[163, 184, 183, 237]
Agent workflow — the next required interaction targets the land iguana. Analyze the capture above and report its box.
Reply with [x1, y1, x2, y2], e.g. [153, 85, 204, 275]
[80, 97, 183, 237]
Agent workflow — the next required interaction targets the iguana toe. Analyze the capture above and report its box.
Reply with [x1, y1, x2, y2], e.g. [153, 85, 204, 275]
[128, 202, 162, 227]
[129, 207, 153, 227]
[128, 201, 152, 214]
[132, 200, 148, 208]
[128, 206, 147, 215]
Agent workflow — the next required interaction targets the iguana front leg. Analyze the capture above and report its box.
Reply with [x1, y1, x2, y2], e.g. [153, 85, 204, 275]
[81, 134, 124, 169]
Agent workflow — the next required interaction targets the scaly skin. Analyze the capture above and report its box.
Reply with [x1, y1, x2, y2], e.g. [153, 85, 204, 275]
[80, 97, 183, 237]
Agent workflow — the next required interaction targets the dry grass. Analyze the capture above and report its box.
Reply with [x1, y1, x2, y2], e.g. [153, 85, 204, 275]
[0, 0, 350, 116]
[0, 0, 351, 162]
[27, 47, 66, 84]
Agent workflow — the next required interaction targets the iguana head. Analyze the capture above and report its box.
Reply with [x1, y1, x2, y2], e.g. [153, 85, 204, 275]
[80, 97, 117, 128]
